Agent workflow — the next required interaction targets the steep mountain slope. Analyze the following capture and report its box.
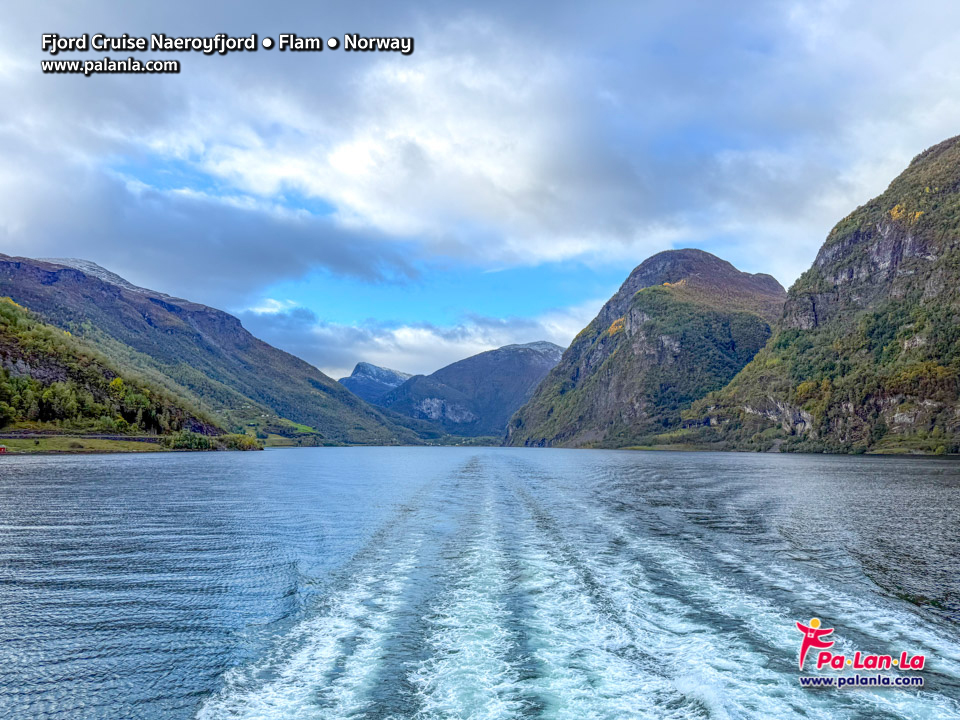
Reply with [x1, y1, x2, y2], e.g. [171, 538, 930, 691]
[686, 135, 960, 453]
[377, 342, 564, 436]
[505, 249, 786, 447]
[0, 255, 425, 445]
[0, 296, 216, 435]
[339, 362, 412, 403]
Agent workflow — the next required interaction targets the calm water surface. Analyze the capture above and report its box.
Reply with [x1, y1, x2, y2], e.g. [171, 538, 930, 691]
[1, 448, 959, 719]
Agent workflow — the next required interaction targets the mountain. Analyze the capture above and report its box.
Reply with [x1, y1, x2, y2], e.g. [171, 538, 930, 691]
[338, 362, 412, 403]
[684, 135, 960, 454]
[505, 249, 786, 447]
[0, 255, 427, 445]
[0, 296, 216, 436]
[375, 341, 564, 437]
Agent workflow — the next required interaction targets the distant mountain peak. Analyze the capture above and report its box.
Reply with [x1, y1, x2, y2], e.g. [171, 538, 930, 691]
[346, 362, 412, 383]
[600, 248, 786, 327]
[338, 362, 412, 403]
[375, 341, 566, 437]
[627, 248, 783, 292]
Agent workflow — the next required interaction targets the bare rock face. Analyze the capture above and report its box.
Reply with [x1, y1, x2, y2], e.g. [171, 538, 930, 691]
[0, 354, 69, 385]
[783, 215, 943, 332]
[414, 398, 477, 424]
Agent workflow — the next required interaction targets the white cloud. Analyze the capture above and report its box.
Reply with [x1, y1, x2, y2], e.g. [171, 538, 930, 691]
[72, 2, 960, 288]
[187, 29, 652, 267]
[247, 298, 299, 314]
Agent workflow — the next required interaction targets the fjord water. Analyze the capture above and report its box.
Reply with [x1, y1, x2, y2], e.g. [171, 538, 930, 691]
[1, 449, 959, 719]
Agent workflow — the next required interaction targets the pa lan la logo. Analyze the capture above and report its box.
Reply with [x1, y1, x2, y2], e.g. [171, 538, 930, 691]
[796, 618, 926, 672]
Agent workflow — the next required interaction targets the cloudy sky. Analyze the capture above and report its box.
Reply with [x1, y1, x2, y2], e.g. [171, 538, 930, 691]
[4, 1, 960, 378]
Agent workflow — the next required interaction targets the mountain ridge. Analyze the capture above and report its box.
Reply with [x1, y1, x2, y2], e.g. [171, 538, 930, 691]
[0, 254, 428, 445]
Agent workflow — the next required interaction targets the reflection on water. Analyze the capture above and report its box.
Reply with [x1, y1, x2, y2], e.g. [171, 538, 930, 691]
[0, 448, 958, 719]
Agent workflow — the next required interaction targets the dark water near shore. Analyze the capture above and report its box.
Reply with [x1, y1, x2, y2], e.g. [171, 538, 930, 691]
[1, 448, 959, 719]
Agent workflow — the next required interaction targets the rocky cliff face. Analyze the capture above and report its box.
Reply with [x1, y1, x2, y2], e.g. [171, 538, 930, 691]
[688, 135, 960, 453]
[505, 249, 786, 447]
[0, 255, 426, 445]
[338, 362, 412, 403]
[377, 341, 564, 437]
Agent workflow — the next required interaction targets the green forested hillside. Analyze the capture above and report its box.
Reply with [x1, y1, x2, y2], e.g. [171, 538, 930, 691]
[683, 135, 960, 453]
[0, 297, 216, 435]
[505, 250, 785, 447]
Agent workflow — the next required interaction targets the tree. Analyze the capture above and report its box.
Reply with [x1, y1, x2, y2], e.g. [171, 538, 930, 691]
[0, 402, 15, 428]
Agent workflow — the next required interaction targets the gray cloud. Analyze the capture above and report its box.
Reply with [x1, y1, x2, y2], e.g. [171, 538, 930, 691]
[0, 148, 418, 306]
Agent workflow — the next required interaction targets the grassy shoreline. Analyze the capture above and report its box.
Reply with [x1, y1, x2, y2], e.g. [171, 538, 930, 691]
[1, 435, 169, 454]
[0, 430, 263, 454]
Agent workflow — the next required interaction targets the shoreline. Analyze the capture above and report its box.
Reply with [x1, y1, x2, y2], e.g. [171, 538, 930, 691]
[1, 435, 956, 457]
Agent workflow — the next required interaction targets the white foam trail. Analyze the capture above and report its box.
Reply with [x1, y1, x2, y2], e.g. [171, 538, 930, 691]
[497, 454, 958, 720]
[198, 454, 960, 720]
[315, 545, 420, 718]
[510, 507, 689, 720]
[572, 524, 841, 720]
[572, 500, 960, 720]
[411, 495, 524, 720]
[197, 538, 422, 720]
